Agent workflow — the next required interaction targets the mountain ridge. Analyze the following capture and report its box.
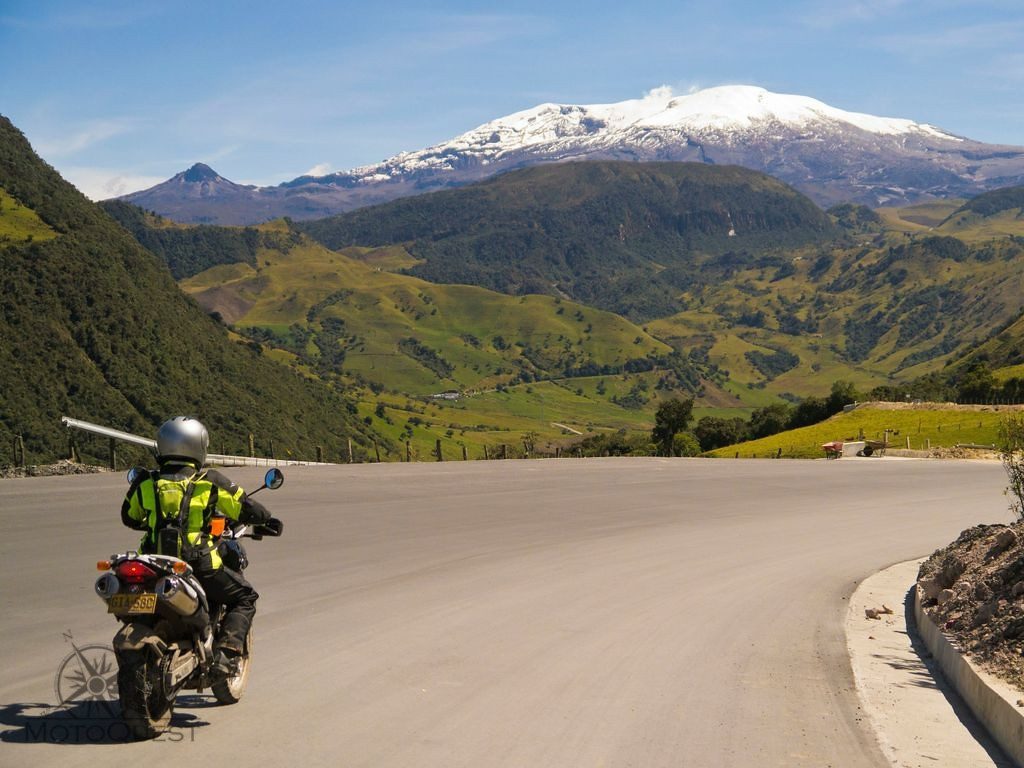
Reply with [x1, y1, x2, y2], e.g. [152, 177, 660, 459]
[121, 85, 1024, 224]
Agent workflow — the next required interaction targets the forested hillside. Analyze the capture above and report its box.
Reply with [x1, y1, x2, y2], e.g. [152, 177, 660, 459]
[100, 199, 304, 279]
[298, 162, 838, 321]
[0, 116, 377, 466]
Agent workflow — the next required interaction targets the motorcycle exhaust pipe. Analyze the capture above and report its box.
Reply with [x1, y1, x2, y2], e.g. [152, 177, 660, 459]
[95, 573, 120, 601]
[154, 576, 201, 617]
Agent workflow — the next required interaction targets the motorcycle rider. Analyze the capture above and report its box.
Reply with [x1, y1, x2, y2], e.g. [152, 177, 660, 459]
[121, 416, 282, 676]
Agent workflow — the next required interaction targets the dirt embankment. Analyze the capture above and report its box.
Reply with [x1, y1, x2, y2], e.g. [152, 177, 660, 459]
[853, 401, 1024, 413]
[918, 521, 1024, 692]
[0, 460, 109, 479]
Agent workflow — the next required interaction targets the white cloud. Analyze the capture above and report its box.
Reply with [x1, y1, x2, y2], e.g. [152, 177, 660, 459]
[303, 162, 332, 177]
[60, 167, 164, 201]
[644, 85, 675, 100]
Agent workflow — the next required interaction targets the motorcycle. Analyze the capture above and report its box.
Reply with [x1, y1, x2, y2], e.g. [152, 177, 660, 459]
[94, 467, 284, 740]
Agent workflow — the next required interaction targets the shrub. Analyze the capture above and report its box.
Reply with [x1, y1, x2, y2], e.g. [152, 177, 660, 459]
[999, 413, 1024, 521]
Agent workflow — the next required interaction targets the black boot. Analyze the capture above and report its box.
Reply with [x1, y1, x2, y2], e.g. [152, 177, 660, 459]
[211, 647, 240, 678]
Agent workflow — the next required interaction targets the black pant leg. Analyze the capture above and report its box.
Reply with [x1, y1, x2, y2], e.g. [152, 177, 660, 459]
[195, 566, 259, 652]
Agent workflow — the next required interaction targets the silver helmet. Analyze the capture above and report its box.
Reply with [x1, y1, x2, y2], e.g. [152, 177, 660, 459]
[156, 416, 209, 465]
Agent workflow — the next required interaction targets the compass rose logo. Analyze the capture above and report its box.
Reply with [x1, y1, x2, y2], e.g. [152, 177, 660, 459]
[54, 642, 119, 718]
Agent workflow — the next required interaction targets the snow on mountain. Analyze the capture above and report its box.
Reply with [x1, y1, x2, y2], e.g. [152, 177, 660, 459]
[122, 85, 1024, 225]
[336, 85, 961, 182]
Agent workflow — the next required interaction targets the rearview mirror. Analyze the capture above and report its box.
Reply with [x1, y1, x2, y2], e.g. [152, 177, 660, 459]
[264, 468, 284, 490]
[126, 466, 146, 485]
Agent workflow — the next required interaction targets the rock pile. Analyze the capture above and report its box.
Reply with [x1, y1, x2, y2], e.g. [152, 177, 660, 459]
[918, 522, 1024, 691]
[0, 460, 109, 479]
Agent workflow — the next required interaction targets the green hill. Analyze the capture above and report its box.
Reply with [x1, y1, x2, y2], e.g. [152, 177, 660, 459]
[0, 116, 377, 466]
[879, 186, 1024, 243]
[707, 403, 1012, 459]
[177, 225, 684, 396]
[297, 162, 838, 321]
[948, 186, 1024, 219]
[100, 199, 304, 279]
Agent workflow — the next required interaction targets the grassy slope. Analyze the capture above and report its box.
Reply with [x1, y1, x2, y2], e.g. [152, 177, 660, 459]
[0, 187, 58, 243]
[878, 197, 1024, 242]
[181, 228, 673, 395]
[707, 404, 1010, 458]
[180, 229, 696, 457]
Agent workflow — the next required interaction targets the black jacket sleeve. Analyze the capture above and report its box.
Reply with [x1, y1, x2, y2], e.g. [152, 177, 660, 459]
[205, 469, 272, 525]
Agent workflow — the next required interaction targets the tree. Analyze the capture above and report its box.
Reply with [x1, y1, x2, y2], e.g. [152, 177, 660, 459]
[788, 396, 830, 430]
[673, 432, 702, 457]
[749, 403, 793, 439]
[826, 380, 859, 414]
[652, 397, 694, 456]
[999, 413, 1024, 521]
[695, 416, 748, 451]
[958, 362, 996, 403]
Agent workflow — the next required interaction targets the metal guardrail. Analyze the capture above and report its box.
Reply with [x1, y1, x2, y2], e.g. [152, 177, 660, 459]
[60, 416, 335, 467]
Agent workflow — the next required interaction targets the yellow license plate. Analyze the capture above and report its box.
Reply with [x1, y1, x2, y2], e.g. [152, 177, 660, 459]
[108, 593, 157, 614]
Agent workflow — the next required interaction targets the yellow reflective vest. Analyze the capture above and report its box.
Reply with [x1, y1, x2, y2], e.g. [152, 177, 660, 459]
[122, 462, 251, 570]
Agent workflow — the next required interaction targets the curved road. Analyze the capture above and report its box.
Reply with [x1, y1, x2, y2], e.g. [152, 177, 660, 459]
[0, 458, 1012, 766]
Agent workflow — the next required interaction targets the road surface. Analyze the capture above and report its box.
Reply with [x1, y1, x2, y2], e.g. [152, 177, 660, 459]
[0, 457, 1012, 766]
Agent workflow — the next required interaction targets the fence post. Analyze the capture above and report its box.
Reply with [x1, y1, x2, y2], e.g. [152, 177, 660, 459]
[462, 445, 468, 461]
[347, 438, 354, 464]
[374, 441, 381, 463]
[501, 444, 508, 460]
[270, 439, 275, 460]
[316, 445, 324, 463]
[14, 435, 25, 467]
[248, 433, 255, 458]
[406, 441, 411, 463]
[435, 439, 443, 461]
[483, 445, 490, 460]
[109, 438, 117, 470]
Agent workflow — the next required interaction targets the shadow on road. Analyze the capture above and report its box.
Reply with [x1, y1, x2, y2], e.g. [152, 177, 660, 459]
[0, 700, 210, 744]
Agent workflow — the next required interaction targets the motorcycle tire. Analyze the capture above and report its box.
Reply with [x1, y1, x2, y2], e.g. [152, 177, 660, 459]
[118, 650, 174, 739]
[212, 627, 253, 704]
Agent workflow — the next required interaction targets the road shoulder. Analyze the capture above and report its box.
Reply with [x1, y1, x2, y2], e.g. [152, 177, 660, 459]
[846, 559, 1014, 767]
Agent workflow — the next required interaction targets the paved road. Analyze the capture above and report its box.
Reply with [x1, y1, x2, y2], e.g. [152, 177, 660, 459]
[0, 458, 1012, 767]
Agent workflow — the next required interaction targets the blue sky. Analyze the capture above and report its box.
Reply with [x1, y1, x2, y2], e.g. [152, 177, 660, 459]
[3, 0, 1023, 200]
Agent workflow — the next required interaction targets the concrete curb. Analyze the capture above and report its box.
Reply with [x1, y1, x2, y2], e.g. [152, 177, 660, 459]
[914, 585, 1024, 767]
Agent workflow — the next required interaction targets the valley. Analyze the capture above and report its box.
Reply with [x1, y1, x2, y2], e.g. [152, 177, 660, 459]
[101, 165, 1024, 462]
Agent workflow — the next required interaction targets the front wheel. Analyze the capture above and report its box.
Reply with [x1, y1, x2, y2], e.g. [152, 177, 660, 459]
[118, 650, 173, 739]
[212, 627, 252, 704]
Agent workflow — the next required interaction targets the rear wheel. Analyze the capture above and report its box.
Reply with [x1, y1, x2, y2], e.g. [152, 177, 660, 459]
[117, 650, 173, 740]
[212, 627, 253, 704]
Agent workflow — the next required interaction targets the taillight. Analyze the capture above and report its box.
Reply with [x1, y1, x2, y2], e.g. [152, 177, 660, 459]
[117, 560, 157, 583]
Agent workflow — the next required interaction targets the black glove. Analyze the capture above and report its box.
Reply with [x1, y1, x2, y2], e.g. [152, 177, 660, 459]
[258, 517, 284, 537]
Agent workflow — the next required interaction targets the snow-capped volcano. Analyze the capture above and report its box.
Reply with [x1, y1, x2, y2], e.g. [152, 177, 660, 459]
[124, 85, 1024, 225]
[335, 85, 959, 181]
